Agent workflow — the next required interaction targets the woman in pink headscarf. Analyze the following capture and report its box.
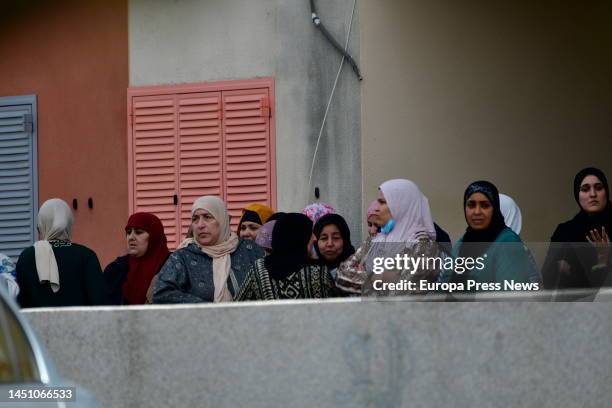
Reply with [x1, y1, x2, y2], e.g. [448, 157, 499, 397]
[336, 179, 446, 296]
[366, 200, 380, 238]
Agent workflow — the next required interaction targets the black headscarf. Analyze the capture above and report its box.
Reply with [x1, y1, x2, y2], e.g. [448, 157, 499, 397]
[268, 212, 286, 222]
[313, 213, 355, 269]
[556, 167, 612, 243]
[458, 180, 507, 259]
[542, 168, 612, 290]
[264, 213, 313, 280]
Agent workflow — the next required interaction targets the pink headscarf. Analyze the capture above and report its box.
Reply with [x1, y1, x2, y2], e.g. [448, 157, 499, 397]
[301, 203, 335, 224]
[373, 179, 436, 243]
[366, 200, 378, 220]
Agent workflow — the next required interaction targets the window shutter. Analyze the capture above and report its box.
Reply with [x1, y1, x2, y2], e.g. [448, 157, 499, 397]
[222, 89, 274, 228]
[129, 96, 179, 248]
[0, 104, 36, 260]
[177, 92, 223, 239]
[128, 78, 276, 245]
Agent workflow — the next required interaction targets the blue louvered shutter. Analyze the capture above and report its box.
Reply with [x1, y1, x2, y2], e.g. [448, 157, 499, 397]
[0, 98, 37, 261]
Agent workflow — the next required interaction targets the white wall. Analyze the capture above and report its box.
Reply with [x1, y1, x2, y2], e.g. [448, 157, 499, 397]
[129, 0, 363, 235]
[24, 298, 612, 408]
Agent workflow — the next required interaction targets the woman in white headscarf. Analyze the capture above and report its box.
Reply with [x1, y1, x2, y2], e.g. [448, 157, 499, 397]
[336, 179, 446, 296]
[16, 198, 110, 308]
[153, 196, 265, 303]
[499, 193, 522, 235]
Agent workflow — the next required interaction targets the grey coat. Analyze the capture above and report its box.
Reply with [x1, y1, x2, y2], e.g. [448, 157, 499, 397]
[152, 239, 265, 303]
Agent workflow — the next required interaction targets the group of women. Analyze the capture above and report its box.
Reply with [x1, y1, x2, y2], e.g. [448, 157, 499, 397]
[9, 167, 611, 307]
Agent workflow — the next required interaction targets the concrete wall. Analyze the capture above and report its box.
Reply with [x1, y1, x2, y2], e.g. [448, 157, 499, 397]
[361, 1, 612, 244]
[0, 0, 129, 268]
[24, 299, 612, 408]
[129, 0, 363, 236]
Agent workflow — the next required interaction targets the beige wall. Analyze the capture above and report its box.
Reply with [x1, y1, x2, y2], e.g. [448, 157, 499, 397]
[361, 1, 612, 246]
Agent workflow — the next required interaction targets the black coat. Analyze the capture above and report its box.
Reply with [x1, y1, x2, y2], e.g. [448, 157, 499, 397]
[16, 241, 111, 308]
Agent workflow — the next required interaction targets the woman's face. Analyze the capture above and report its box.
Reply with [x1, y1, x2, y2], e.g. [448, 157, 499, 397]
[126, 228, 150, 258]
[239, 221, 261, 240]
[317, 224, 344, 263]
[192, 209, 221, 246]
[579, 175, 607, 214]
[465, 192, 493, 230]
[373, 190, 393, 226]
[367, 218, 379, 237]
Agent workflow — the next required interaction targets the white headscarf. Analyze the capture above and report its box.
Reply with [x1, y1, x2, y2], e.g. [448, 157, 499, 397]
[34, 198, 74, 293]
[499, 193, 522, 235]
[373, 179, 436, 243]
[189, 196, 239, 303]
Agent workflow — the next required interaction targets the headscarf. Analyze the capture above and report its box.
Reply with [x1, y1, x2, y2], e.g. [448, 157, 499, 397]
[459, 181, 507, 258]
[499, 193, 523, 235]
[373, 179, 436, 243]
[301, 203, 335, 224]
[121, 213, 170, 305]
[557, 167, 612, 243]
[189, 196, 239, 302]
[542, 168, 612, 289]
[313, 214, 355, 269]
[366, 200, 378, 221]
[574, 167, 609, 205]
[264, 213, 313, 279]
[255, 220, 277, 252]
[268, 212, 286, 222]
[237, 203, 274, 234]
[34, 199, 74, 293]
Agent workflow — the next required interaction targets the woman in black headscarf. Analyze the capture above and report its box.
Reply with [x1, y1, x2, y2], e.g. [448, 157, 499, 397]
[542, 167, 611, 290]
[234, 213, 335, 300]
[313, 214, 355, 274]
[438, 180, 538, 288]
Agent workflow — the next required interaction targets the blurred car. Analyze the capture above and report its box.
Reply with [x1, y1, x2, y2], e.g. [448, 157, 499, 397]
[0, 285, 99, 407]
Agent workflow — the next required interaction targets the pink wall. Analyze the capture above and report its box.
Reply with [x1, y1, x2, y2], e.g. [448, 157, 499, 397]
[0, 0, 129, 267]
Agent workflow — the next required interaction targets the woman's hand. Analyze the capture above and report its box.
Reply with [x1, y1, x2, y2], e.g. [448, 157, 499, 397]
[586, 227, 610, 265]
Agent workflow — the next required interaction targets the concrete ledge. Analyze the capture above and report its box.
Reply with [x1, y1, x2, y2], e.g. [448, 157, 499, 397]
[23, 298, 612, 408]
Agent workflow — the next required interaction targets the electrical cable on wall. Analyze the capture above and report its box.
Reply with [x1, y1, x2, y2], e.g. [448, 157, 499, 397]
[310, 0, 362, 81]
[307, 0, 359, 201]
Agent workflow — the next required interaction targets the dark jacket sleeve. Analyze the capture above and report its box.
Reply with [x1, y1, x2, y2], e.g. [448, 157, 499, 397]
[83, 250, 112, 306]
[152, 252, 206, 304]
[541, 224, 567, 290]
[103, 256, 129, 305]
[16, 247, 35, 308]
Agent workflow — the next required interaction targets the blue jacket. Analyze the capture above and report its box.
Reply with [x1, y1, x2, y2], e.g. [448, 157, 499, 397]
[153, 239, 264, 303]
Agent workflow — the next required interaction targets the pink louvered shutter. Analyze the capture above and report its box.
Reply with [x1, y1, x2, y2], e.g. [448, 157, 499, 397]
[222, 88, 274, 229]
[129, 78, 276, 245]
[129, 96, 180, 248]
[177, 92, 223, 239]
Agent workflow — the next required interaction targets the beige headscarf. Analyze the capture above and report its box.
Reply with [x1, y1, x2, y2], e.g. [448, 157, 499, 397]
[189, 196, 239, 302]
[34, 199, 74, 293]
